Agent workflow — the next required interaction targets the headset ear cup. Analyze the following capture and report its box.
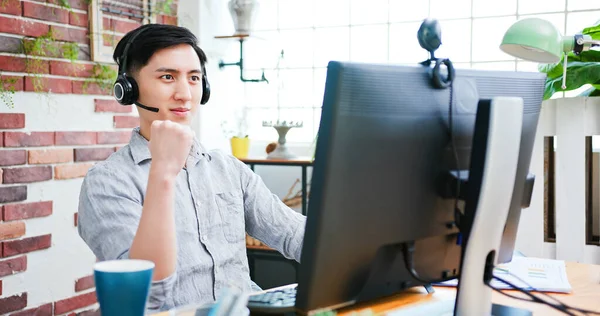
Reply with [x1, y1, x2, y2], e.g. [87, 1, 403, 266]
[127, 76, 139, 104]
[115, 76, 139, 105]
[201, 74, 210, 105]
[431, 58, 455, 89]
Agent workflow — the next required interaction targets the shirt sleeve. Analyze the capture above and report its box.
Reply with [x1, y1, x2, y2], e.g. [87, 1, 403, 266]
[231, 157, 306, 262]
[77, 164, 176, 311]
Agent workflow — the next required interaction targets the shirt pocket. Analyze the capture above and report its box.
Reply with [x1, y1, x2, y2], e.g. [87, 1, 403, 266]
[215, 191, 245, 243]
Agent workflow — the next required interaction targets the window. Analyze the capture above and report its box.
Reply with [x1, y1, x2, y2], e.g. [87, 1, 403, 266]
[238, 0, 600, 143]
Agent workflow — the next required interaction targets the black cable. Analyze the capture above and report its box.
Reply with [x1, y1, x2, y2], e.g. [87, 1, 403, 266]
[401, 241, 457, 284]
[498, 269, 600, 315]
[490, 275, 576, 315]
[490, 275, 600, 315]
[448, 78, 462, 227]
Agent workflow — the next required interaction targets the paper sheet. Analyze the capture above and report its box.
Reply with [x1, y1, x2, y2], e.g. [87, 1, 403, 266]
[435, 257, 572, 293]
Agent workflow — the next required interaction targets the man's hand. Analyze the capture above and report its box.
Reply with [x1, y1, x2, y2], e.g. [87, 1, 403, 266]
[148, 120, 194, 177]
[129, 120, 194, 281]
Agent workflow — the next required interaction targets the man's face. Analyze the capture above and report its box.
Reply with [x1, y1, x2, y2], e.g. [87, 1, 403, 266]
[135, 43, 204, 131]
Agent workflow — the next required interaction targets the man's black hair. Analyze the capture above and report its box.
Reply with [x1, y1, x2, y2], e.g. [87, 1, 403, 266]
[113, 23, 208, 76]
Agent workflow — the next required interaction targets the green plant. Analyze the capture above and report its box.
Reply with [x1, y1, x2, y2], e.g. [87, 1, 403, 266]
[22, 29, 61, 92]
[0, 75, 18, 108]
[156, 0, 174, 15]
[62, 42, 79, 63]
[538, 21, 600, 100]
[82, 63, 117, 94]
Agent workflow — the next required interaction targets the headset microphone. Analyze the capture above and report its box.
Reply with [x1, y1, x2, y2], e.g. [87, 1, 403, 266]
[134, 102, 159, 113]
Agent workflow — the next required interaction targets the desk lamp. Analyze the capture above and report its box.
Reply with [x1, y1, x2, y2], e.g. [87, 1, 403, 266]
[500, 17, 600, 89]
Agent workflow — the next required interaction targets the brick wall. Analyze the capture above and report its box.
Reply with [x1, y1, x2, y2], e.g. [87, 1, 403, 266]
[0, 0, 178, 315]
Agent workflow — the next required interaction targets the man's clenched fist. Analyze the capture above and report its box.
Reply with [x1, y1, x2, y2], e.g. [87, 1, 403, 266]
[149, 120, 194, 177]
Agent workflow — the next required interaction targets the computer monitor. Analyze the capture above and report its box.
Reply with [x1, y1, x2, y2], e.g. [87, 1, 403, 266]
[294, 61, 545, 314]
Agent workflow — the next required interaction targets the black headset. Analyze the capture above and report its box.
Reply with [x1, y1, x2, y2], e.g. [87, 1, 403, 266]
[113, 26, 211, 113]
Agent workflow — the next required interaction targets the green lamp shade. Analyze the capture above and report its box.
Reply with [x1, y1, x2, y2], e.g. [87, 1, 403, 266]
[500, 18, 563, 63]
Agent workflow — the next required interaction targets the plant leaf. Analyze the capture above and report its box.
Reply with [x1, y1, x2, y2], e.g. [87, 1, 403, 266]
[543, 62, 600, 99]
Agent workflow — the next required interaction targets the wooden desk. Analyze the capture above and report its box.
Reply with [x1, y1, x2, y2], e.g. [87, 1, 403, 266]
[157, 262, 599, 315]
[337, 262, 600, 315]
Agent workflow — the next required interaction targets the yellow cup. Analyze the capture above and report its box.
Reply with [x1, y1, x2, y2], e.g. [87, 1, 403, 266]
[230, 136, 250, 158]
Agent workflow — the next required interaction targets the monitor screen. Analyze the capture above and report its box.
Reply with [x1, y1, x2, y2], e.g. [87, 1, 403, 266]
[295, 61, 545, 313]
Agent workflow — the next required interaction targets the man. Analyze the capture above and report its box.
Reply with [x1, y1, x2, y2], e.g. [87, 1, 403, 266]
[77, 24, 306, 312]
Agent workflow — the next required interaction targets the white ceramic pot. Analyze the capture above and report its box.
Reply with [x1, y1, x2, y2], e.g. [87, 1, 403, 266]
[228, 0, 260, 35]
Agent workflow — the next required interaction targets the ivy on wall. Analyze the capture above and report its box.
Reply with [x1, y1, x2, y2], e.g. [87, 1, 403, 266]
[0, 0, 176, 107]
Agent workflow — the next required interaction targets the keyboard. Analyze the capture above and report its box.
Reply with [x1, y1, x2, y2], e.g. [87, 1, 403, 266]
[246, 284, 298, 314]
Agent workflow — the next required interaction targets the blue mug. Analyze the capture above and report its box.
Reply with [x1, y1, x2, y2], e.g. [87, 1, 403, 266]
[94, 259, 155, 316]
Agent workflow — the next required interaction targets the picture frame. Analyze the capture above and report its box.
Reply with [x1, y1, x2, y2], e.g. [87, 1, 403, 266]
[89, 0, 158, 63]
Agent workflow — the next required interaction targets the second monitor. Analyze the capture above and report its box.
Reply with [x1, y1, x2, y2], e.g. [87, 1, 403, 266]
[294, 61, 546, 313]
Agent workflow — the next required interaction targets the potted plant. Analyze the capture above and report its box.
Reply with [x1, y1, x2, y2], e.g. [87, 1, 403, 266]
[221, 107, 250, 159]
[538, 20, 600, 99]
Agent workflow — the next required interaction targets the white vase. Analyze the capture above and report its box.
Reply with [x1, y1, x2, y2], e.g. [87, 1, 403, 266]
[228, 0, 260, 35]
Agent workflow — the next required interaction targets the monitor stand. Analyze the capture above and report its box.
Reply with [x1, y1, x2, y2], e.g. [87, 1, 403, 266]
[453, 97, 532, 316]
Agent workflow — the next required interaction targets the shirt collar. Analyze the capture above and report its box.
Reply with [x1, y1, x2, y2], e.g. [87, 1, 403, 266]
[129, 127, 210, 165]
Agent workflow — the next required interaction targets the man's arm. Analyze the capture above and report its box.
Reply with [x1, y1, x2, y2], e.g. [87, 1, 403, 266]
[232, 157, 306, 262]
[78, 121, 194, 310]
[127, 120, 194, 280]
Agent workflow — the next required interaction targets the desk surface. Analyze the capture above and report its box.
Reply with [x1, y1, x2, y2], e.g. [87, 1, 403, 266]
[239, 157, 314, 166]
[337, 261, 600, 315]
[157, 261, 599, 315]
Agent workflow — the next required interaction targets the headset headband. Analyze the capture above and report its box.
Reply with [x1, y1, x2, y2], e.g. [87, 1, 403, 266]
[119, 26, 150, 76]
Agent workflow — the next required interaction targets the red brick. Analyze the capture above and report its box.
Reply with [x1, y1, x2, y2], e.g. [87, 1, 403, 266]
[0, 132, 3, 147]
[28, 148, 73, 164]
[48, 0, 88, 10]
[0, 255, 27, 277]
[3, 234, 51, 257]
[50, 61, 93, 77]
[102, 33, 122, 47]
[21, 19, 51, 37]
[10, 303, 53, 316]
[3, 166, 52, 184]
[161, 15, 178, 26]
[0, 56, 27, 73]
[75, 275, 94, 292]
[69, 11, 88, 27]
[74, 147, 114, 162]
[0, 150, 27, 166]
[25, 76, 71, 93]
[74, 212, 77, 226]
[23, 1, 69, 24]
[0, 114, 25, 129]
[4, 132, 54, 147]
[0, 293, 27, 314]
[1, 75, 25, 92]
[0, 0, 21, 15]
[50, 25, 88, 44]
[0, 279, 2, 296]
[0, 186, 26, 203]
[72, 81, 111, 95]
[3, 201, 52, 221]
[102, 17, 110, 29]
[0, 16, 48, 37]
[114, 115, 139, 128]
[54, 292, 97, 315]
[111, 18, 141, 34]
[54, 163, 93, 180]
[94, 99, 131, 113]
[97, 131, 131, 144]
[55, 132, 96, 145]
[0, 222, 25, 241]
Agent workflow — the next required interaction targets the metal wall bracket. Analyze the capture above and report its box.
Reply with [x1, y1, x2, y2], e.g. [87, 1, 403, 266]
[216, 35, 269, 83]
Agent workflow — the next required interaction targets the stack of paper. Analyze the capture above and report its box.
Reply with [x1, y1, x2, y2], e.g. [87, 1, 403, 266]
[435, 257, 572, 293]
